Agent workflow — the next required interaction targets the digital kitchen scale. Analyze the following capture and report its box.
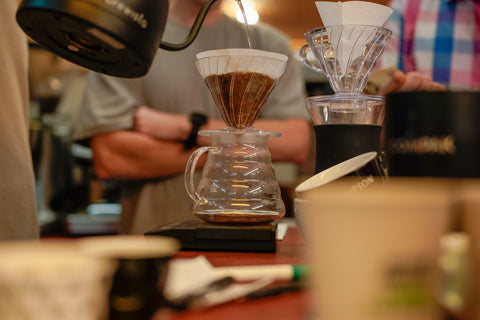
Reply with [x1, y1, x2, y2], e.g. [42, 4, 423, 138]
[145, 219, 277, 253]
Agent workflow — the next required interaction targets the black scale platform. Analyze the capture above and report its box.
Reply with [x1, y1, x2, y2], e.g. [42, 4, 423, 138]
[145, 219, 277, 252]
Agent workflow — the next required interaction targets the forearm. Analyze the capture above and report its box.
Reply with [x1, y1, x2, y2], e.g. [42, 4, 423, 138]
[200, 118, 311, 164]
[255, 118, 311, 164]
[165, 116, 311, 161]
[133, 107, 311, 164]
[102, 112, 310, 180]
[91, 130, 196, 179]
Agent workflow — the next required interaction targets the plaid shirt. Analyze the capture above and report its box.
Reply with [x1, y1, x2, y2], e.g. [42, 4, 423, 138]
[380, 0, 480, 90]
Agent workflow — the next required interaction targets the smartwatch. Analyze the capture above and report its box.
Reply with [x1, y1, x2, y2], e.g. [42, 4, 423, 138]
[183, 113, 207, 150]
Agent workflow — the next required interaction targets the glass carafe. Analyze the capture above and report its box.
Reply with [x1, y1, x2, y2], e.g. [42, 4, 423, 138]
[185, 127, 285, 223]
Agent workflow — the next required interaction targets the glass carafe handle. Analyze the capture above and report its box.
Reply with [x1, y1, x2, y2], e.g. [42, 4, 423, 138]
[299, 44, 324, 74]
[184, 146, 214, 201]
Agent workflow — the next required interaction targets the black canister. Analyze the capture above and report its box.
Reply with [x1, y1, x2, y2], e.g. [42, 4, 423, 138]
[384, 91, 480, 178]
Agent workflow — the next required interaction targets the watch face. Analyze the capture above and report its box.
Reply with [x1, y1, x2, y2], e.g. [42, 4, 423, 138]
[184, 113, 207, 150]
[191, 113, 208, 126]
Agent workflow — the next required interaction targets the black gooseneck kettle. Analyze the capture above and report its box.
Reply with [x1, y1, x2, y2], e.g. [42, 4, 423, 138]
[16, 0, 219, 78]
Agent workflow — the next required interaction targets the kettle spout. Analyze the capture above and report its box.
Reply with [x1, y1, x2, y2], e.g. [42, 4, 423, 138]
[160, 0, 219, 51]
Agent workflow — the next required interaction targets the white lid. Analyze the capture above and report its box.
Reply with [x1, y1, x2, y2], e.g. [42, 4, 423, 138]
[296, 152, 377, 195]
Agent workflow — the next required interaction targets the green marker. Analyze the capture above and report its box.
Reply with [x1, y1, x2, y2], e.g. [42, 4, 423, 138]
[214, 264, 310, 282]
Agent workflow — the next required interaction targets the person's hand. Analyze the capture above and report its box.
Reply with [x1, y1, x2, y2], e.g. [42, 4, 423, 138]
[133, 106, 191, 141]
[378, 70, 446, 96]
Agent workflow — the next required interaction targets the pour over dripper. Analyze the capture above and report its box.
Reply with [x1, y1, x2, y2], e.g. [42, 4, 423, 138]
[195, 48, 287, 128]
[299, 25, 392, 174]
[299, 25, 392, 94]
[184, 49, 288, 224]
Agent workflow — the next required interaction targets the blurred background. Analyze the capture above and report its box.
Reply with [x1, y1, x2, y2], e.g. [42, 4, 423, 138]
[219, 0, 388, 50]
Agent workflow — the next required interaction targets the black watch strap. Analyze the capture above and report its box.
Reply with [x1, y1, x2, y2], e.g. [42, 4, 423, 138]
[183, 113, 207, 150]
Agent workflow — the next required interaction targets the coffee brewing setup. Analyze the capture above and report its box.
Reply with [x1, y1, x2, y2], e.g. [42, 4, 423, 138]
[15, 0, 395, 251]
[186, 49, 287, 224]
[300, 24, 391, 174]
[299, 2, 393, 176]
[148, 49, 289, 252]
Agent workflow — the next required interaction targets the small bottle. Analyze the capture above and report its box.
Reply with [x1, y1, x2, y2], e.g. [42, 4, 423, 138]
[439, 232, 470, 319]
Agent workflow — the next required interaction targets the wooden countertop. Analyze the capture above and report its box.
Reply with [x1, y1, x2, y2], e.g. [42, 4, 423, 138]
[153, 225, 312, 320]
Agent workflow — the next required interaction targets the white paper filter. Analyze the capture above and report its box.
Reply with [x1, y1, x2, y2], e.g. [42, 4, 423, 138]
[315, 1, 393, 27]
[314, 1, 393, 76]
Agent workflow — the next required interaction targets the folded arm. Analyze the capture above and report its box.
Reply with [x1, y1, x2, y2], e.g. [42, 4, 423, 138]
[91, 130, 195, 179]
[92, 107, 311, 180]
